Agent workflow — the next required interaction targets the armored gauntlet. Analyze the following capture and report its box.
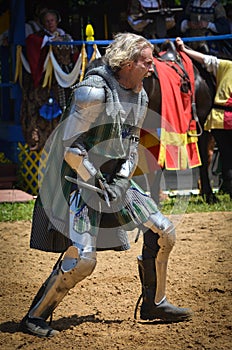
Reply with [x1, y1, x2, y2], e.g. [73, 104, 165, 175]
[64, 145, 97, 181]
[105, 176, 130, 203]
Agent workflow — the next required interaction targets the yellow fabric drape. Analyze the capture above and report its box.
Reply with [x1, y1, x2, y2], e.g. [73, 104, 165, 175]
[89, 44, 98, 63]
[42, 45, 53, 90]
[15, 39, 97, 88]
[14, 45, 23, 87]
[158, 128, 201, 170]
[79, 44, 88, 82]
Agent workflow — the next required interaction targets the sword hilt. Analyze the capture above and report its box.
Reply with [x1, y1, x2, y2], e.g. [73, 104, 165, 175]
[98, 179, 111, 207]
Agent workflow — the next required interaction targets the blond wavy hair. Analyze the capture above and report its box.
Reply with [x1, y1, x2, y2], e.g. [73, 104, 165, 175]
[104, 33, 154, 72]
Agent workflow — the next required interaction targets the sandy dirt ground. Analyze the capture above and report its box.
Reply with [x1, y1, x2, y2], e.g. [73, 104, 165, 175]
[0, 211, 231, 350]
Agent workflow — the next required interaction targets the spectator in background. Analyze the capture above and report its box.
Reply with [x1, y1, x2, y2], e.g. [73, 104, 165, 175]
[20, 9, 79, 151]
[180, 0, 230, 54]
[127, 0, 176, 39]
[0, 2, 47, 45]
[25, 2, 48, 38]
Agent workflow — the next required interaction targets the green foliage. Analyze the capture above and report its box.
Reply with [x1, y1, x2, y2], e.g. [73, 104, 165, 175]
[0, 194, 231, 222]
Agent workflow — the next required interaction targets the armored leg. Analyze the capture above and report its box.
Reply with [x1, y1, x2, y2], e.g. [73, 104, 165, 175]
[21, 244, 96, 337]
[143, 212, 176, 304]
[136, 212, 192, 322]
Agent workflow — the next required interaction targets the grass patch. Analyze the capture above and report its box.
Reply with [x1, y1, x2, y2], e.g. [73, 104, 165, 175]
[161, 193, 232, 215]
[0, 200, 35, 221]
[0, 193, 231, 222]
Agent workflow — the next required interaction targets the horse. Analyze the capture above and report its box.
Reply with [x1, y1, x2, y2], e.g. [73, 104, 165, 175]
[142, 40, 217, 204]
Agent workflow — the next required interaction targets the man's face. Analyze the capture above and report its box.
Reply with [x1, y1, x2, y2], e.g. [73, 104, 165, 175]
[132, 47, 154, 80]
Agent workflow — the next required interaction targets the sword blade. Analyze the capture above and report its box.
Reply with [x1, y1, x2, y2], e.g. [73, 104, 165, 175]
[65, 175, 111, 207]
[65, 176, 104, 194]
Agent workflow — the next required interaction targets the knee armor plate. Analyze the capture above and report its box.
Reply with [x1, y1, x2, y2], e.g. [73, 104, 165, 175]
[29, 246, 96, 320]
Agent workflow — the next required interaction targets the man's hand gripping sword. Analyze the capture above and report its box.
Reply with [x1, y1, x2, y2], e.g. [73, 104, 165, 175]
[65, 176, 111, 207]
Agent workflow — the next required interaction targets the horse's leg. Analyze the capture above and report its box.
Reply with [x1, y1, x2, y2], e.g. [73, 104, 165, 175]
[198, 131, 218, 204]
[212, 129, 232, 199]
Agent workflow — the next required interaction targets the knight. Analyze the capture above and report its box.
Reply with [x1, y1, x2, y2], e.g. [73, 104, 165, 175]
[21, 33, 192, 337]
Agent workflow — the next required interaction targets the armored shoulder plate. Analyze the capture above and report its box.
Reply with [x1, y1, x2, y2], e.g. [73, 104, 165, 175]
[73, 85, 106, 109]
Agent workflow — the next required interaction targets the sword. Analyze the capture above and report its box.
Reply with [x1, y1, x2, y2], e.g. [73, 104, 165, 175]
[65, 175, 111, 207]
